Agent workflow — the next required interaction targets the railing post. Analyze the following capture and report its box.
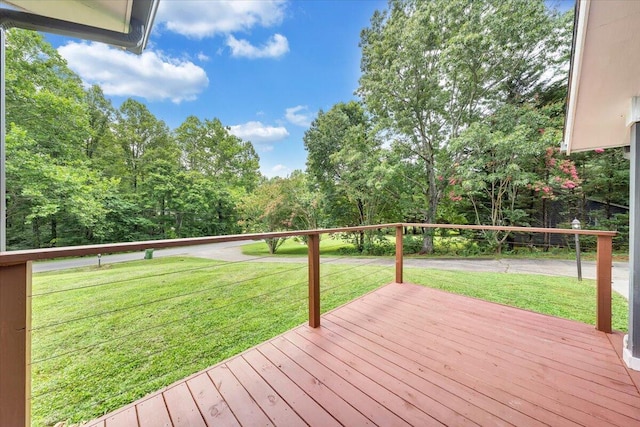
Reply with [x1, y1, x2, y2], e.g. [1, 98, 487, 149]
[596, 235, 613, 333]
[308, 234, 320, 328]
[396, 226, 403, 284]
[0, 261, 31, 427]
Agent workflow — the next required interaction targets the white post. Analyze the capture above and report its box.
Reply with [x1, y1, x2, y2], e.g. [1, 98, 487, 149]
[624, 120, 640, 370]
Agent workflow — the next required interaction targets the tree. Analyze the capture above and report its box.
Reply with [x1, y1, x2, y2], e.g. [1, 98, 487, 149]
[286, 170, 323, 233]
[450, 104, 552, 251]
[239, 178, 296, 254]
[304, 101, 395, 249]
[114, 99, 172, 192]
[174, 116, 260, 191]
[578, 148, 629, 219]
[6, 29, 90, 162]
[358, 0, 566, 253]
[6, 125, 116, 247]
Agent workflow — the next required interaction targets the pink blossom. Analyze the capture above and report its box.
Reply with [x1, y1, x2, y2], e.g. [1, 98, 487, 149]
[542, 186, 552, 194]
[448, 191, 462, 202]
[594, 148, 604, 153]
[437, 175, 444, 181]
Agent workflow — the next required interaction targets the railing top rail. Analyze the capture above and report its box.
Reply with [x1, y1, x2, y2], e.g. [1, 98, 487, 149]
[0, 222, 616, 265]
[402, 223, 618, 236]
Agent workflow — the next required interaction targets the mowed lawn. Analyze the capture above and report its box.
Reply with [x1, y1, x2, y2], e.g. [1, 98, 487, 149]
[31, 256, 628, 426]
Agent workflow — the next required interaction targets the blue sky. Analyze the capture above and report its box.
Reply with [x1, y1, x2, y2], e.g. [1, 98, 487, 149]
[48, 0, 574, 178]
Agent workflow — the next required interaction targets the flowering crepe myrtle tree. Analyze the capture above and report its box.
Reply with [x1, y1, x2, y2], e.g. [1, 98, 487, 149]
[529, 147, 582, 200]
[448, 104, 558, 252]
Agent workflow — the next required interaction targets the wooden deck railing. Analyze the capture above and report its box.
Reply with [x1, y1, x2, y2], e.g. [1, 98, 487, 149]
[0, 223, 617, 426]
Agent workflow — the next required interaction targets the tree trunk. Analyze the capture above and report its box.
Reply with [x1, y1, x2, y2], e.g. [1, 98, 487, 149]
[542, 198, 549, 252]
[50, 218, 57, 246]
[419, 133, 438, 255]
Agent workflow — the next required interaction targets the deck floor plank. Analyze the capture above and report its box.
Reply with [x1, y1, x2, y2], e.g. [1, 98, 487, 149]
[326, 303, 639, 427]
[287, 328, 454, 427]
[242, 347, 342, 427]
[272, 334, 413, 426]
[86, 282, 640, 427]
[207, 364, 274, 426]
[370, 287, 631, 377]
[257, 342, 375, 426]
[104, 406, 138, 427]
[186, 372, 240, 427]
[321, 317, 599, 427]
[136, 394, 172, 427]
[226, 353, 307, 426]
[302, 321, 568, 427]
[294, 326, 518, 427]
[163, 383, 206, 427]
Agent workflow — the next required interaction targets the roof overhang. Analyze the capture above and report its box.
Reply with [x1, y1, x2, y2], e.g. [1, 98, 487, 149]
[0, 0, 159, 54]
[564, 0, 640, 153]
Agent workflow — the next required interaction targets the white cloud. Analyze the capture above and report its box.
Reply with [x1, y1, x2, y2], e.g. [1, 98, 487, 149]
[228, 121, 289, 144]
[285, 105, 312, 127]
[197, 52, 210, 62]
[227, 34, 289, 59]
[157, 0, 287, 39]
[58, 42, 208, 103]
[263, 164, 291, 178]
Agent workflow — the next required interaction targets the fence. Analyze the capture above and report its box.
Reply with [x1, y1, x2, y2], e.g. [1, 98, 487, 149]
[0, 223, 617, 426]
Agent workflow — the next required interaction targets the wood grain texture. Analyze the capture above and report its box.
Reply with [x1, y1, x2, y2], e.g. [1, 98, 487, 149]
[596, 234, 613, 332]
[395, 225, 403, 283]
[307, 233, 320, 328]
[0, 262, 30, 427]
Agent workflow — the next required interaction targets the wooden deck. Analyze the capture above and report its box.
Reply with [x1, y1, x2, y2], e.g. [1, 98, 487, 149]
[85, 283, 640, 427]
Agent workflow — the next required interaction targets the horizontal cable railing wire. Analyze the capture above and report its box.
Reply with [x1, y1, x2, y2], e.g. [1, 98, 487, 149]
[30, 265, 309, 364]
[60, 302, 309, 415]
[31, 254, 275, 296]
[32, 247, 389, 364]
[31, 290, 311, 402]
[30, 260, 309, 331]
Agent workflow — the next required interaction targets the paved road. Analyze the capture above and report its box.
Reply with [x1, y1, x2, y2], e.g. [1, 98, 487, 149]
[31, 240, 251, 273]
[33, 241, 630, 299]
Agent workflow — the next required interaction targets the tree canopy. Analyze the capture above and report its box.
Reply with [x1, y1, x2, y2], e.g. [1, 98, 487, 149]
[4, 3, 630, 254]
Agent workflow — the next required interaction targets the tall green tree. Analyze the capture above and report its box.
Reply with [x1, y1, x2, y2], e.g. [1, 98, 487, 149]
[6, 29, 90, 161]
[304, 101, 392, 231]
[174, 116, 260, 190]
[358, 0, 566, 252]
[114, 99, 172, 192]
[6, 126, 116, 247]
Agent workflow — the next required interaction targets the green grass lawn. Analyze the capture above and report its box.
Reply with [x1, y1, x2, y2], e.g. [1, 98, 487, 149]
[31, 257, 628, 426]
[241, 236, 352, 256]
